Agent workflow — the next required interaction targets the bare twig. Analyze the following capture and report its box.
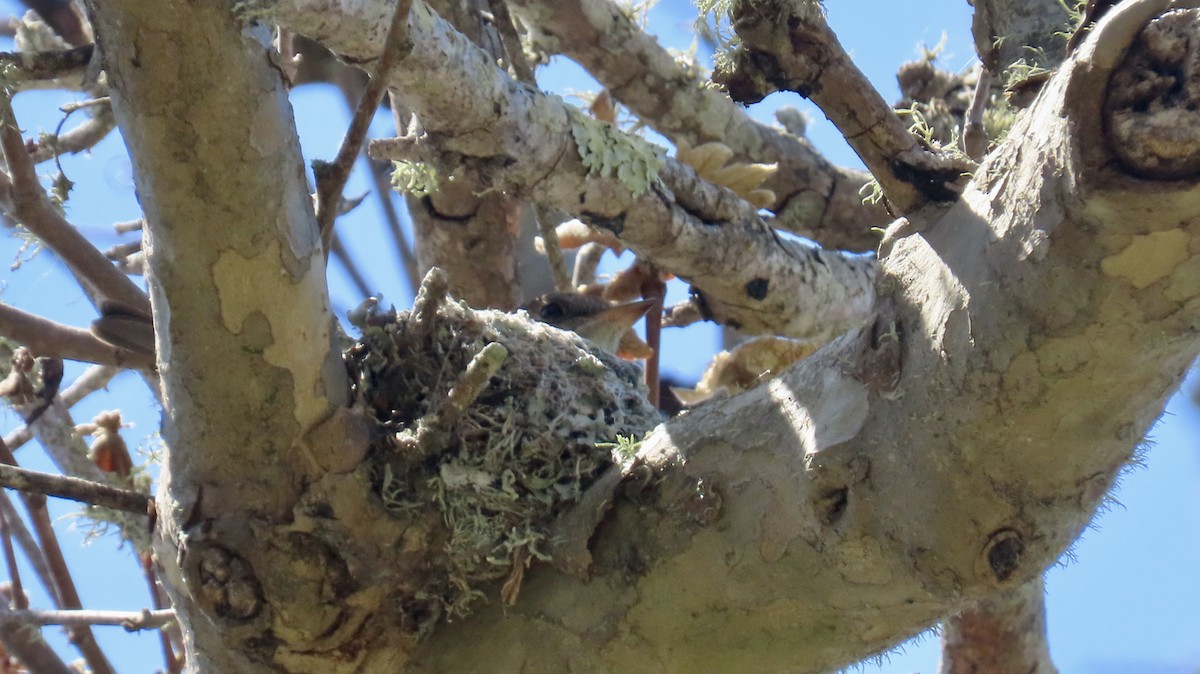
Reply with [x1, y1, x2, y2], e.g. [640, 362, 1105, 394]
[0, 91, 149, 316]
[964, 69, 992, 161]
[28, 103, 116, 164]
[328, 231, 375, 299]
[0, 607, 174, 630]
[486, 0, 535, 83]
[0, 463, 151, 513]
[0, 302, 153, 369]
[402, 341, 508, 459]
[0, 494, 56, 604]
[536, 206, 572, 291]
[425, 342, 507, 434]
[640, 267, 664, 409]
[0, 602, 74, 674]
[0, 507, 26, 609]
[0, 439, 114, 674]
[111, 218, 144, 234]
[370, 157, 420, 294]
[315, 0, 414, 249]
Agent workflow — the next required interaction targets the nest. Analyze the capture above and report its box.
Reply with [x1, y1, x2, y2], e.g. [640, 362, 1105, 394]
[343, 270, 658, 633]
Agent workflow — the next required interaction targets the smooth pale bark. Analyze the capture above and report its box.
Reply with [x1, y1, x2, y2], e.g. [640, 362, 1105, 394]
[90, 0, 363, 670]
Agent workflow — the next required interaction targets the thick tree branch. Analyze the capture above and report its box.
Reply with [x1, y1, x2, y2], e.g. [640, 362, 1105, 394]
[509, 0, 889, 251]
[284, 0, 874, 338]
[715, 0, 972, 213]
[398, 0, 524, 310]
[91, 0, 372, 670]
[270, 2, 1200, 671]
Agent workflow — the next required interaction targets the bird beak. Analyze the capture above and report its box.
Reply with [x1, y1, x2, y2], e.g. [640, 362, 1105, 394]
[572, 298, 657, 353]
[592, 299, 657, 330]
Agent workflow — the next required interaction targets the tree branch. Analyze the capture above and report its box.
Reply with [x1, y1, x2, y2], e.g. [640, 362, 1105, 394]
[940, 578, 1054, 674]
[0, 302, 154, 369]
[0, 90, 150, 317]
[0, 44, 91, 90]
[293, 0, 875, 338]
[0, 602, 74, 674]
[314, 0, 413, 248]
[0, 607, 174, 630]
[0, 463, 152, 513]
[509, 0, 889, 251]
[715, 0, 972, 213]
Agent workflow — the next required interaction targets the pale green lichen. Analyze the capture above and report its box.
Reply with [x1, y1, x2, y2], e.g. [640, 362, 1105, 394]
[390, 160, 439, 197]
[570, 112, 663, 198]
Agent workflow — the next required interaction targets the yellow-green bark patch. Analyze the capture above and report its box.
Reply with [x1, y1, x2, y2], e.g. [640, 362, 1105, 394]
[1100, 229, 1189, 289]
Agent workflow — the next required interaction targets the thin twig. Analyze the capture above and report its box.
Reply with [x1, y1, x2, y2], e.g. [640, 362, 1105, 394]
[28, 104, 117, 164]
[0, 439, 114, 674]
[0, 91, 149, 316]
[402, 342, 507, 459]
[639, 266, 665, 409]
[0, 607, 174, 630]
[963, 68, 992, 162]
[0, 506, 26, 609]
[315, 0, 415, 249]
[0, 463, 151, 514]
[329, 231, 374, 299]
[0, 302, 153, 369]
[536, 206, 572, 291]
[112, 218, 144, 234]
[486, 0, 535, 83]
[370, 157, 420, 294]
[141, 552, 181, 673]
[0, 494, 56, 604]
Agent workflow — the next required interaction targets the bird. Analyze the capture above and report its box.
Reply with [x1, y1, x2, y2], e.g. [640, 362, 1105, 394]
[523, 292, 655, 354]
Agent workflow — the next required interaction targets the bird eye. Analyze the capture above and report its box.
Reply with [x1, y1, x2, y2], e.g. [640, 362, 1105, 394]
[539, 302, 565, 320]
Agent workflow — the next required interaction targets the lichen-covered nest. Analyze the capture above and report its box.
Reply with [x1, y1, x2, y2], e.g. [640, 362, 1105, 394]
[343, 271, 658, 633]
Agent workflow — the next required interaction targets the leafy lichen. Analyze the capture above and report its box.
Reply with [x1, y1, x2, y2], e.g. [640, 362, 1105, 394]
[570, 111, 664, 198]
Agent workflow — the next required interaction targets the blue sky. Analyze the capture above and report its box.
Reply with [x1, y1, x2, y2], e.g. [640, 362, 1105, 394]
[0, 0, 1196, 671]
